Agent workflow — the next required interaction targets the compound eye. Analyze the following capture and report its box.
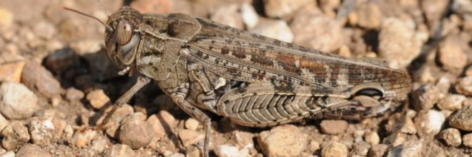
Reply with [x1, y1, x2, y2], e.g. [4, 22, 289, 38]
[116, 20, 134, 45]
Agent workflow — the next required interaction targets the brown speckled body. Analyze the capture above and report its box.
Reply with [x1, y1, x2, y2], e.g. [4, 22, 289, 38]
[101, 7, 411, 157]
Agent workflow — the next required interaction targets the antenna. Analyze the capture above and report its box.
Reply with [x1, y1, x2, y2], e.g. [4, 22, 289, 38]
[63, 7, 113, 32]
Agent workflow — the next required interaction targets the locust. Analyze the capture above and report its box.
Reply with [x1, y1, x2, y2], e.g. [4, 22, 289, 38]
[66, 5, 411, 157]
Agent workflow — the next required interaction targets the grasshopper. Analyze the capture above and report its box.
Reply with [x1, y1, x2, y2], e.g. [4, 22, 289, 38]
[66, 5, 411, 157]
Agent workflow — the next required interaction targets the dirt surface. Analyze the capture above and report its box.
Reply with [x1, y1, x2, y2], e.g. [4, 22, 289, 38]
[1, 0, 472, 156]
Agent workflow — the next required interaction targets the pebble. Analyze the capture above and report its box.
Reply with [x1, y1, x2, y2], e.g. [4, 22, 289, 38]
[455, 76, 472, 96]
[233, 130, 254, 148]
[421, 0, 449, 23]
[210, 4, 243, 30]
[0, 54, 25, 83]
[214, 144, 246, 157]
[250, 19, 293, 43]
[44, 47, 79, 74]
[0, 82, 40, 120]
[146, 110, 177, 140]
[368, 144, 388, 157]
[411, 84, 439, 111]
[439, 128, 462, 147]
[321, 142, 348, 157]
[437, 94, 466, 111]
[290, 9, 343, 52]
[364, 132, 380, 145]
[386, 140, 423, 157]
[463, 133, 472, 148]
[378, 17, 423, 69]
[0, 8, 13, 30]
[91, 136, 109, 154]
[21, 61, 61, 98]
[129, 0, 173, 14]
[185, 118, 200, 131]
[104, 144, 135, 157]
[257, 125, 307, 157]
[449, 103, 472, 131]
[1, 122, 30, 150]
[452, 0, 472, 15]
[177, 129, 204, 148]
[0, 151, 14, 157]
[320, 120, 348, 135]
[356, 2, 382, 29]
[119, 113, 154, 149]
[438, 35, 467, 71]
[263, 0, 315, 18]
[51, 118, 66, 139]
[65, 87, 84, 101]
[29, 117, 56, 146]
[32, 21, 56, 40]
[308, 140, 320, 153]
[16, 144, 51, 157]
[240, 3, 259, 29]
[353, 141, 370, 156]
[86, 89, 110, 109]
[0, 114, 7, 132]
[71, 129, 97, 147]
[104, 104, 134, 138]
[414, 110, 445, 137]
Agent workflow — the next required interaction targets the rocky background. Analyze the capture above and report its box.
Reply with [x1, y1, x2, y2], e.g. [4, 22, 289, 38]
[0, 0, 472, 156]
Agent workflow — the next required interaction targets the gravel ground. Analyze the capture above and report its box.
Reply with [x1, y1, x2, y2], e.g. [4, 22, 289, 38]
[1, 0, 472, 156]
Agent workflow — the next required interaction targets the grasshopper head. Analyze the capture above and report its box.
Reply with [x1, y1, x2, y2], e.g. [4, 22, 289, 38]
[104, 6, 143, 73]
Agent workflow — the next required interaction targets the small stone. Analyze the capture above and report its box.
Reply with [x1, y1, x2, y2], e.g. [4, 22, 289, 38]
[240, 3, 259, 29]
[91, 136, 109, 153]
[0, 82, 40, 120]
[0, 114, 8, 132]
[378, 17, 423, 69]
[71, 129, 97, 147]
[449, 104, 472, 131]
[21, 61, 61, 98]
[146, 110, 177, 140]
[0, 54, 25, 83]
[0, 151, 14, 157]
[32, 21, 56, 40]
[51, 118, 66, 139]
[263, 0, 315, 18]
[290, 9, 343, 52]
[257, 125, 307, 157]
[411, 84, 440, 111]
[86, 89, 110, 109]
[16, 144, 51, 157]
[353, 141, 370, 156]
[421, 0, 449, 22]
[0, 8, 13, 30]
[65, 87, 84, 101]
[321, 142, 348, 157]
[214, 144, 241, 157]
[439, 128, 461, 147]
[104, 104, 134, 138]
[364, 132, 380, 145]
[129, 0, 173, 14]
[29, 117, 56, 146]
[45, 47, 79, 74]
[437, 94, 466, 111]
[308, 140, 320, 154]
[250, 19, 293, 43]
[386, 140, 422, 157]
[233, 130, 254, 148]
[320, 120, 348, 135]
[338, 45, 351, 57]
[105, 144, 135, 157]
[119, 113, 155, 149]
[63, 124, 74, 139]
[210, 5, 243, 30]
[368, 144, 388, 157]
[414, 110, 445, 137]
[463, 133, 472, 148]
[356, 2, 382, 29]
[1, 122, 30, 150]
[178, 129, 205, 147]
[185, 118, 200, 131]
[455, 76, 472, 96]
[438, 35, 467, 72]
